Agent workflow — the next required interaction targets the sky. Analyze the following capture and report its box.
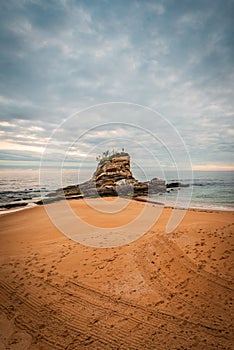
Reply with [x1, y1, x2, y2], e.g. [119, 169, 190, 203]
[0, 0, 233, 175]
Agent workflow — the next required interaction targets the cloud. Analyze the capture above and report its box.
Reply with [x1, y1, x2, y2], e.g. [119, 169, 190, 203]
[0, 0, 233, 170]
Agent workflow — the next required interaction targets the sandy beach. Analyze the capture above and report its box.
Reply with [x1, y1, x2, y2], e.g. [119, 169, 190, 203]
[0, 198, 233, 349]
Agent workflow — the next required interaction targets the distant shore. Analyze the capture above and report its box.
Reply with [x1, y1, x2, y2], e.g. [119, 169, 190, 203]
[0, 198, 233, 349]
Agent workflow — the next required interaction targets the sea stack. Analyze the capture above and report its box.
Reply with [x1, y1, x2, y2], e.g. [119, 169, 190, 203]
[44, 151, 166, 201]
[78, 151, 166, 198]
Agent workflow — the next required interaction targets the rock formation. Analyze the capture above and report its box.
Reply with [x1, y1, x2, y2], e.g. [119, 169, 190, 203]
[80, 152, 134, 197]
[44, 151, 166, 201]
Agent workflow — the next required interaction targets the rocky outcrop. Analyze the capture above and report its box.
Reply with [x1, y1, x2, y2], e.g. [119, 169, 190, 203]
[46, 151, 166, 200]
[82, 153, 134, 197]
[94, 154, 133, 184]
[166, 182, 189, 188]
[78, 152, 166, 197]
[0, 202, 28, 210]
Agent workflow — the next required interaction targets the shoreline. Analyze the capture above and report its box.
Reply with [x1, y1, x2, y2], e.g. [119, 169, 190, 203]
[0, 195, 233, 217]
[133, 196, 234, 212]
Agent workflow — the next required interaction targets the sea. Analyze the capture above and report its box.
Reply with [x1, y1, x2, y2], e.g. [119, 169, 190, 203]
[0, 169, 233, 214]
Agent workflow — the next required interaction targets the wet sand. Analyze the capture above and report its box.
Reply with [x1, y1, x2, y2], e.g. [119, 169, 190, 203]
[0, 198, 233, 349]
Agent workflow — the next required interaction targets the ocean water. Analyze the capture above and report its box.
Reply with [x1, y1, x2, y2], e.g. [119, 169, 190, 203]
[0, 169, 233, 213]
[0, 169, 84, 210]
[151, 170, 234, 211]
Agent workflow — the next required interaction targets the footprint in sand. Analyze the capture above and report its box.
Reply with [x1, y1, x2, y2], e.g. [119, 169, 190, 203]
[0, 314, 31, 350]
[7, 332, 32, 350]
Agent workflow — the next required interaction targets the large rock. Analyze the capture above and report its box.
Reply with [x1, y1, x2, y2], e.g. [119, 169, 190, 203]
[94, 153, 133, 184]
[45, 151, 166, 200]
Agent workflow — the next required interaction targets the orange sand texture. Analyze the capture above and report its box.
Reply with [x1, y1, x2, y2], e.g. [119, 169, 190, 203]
[0, 198, 233, 349]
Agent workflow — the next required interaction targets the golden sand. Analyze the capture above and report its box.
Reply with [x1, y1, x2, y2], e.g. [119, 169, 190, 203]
[0, 199, 233, 349]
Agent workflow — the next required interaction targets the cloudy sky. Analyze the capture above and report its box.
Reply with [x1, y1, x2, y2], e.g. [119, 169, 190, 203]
[0, 0, 233, 173]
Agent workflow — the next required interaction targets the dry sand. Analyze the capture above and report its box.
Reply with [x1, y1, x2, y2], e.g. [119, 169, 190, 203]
[0, 198, 233, 349]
